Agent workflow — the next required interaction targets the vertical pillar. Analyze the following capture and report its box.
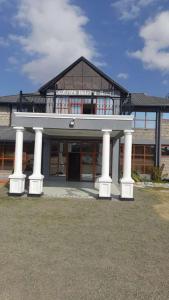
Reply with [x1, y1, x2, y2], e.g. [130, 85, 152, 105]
[29, 127, 44, 195]
[120, 130, 134, 200]
[99, 129, 112, 198]
[9, 127, 26, 194]
[155, 111, 161, 167]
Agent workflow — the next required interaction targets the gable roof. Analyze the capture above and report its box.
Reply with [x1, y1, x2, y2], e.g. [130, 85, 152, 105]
[39, 56, 129, 94]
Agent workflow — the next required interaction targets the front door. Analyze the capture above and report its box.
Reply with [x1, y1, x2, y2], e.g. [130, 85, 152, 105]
[67, 153, 80, 181]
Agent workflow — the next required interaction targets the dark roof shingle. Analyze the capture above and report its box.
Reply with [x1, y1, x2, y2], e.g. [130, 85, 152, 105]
[131, 93, 169, 107]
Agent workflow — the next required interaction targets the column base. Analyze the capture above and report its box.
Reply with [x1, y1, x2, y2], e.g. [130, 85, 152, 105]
[29, 175, 44, 195]
[120, 178, 134, 200]
[9, 174, 26, 195]
[99, 177, 112, 198]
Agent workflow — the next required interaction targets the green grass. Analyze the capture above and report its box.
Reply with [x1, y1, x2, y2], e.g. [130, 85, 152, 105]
[0, 186, 169, 300]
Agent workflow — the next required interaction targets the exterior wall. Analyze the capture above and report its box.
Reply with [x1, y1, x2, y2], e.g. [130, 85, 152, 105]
[0, 106, 10, 126]
[132, 129, 155, 144]
[161, 119, 169, 143]
[160, 119, 169, 178]
[160, 156, 169, 178]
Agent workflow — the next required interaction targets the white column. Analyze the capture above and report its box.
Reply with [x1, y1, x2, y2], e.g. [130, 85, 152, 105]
[29, 127, 44, 195]
[120, 130, 134, 200]
[9, 127, 26, 194]
[99, 129, 112, 198]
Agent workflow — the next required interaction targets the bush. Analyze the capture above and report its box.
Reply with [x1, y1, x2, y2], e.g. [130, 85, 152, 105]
[132, 170, 142, 182]
[151, 164, 168, 183]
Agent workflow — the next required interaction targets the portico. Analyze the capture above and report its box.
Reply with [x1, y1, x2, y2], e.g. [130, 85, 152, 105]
[9, 112, 134, 199]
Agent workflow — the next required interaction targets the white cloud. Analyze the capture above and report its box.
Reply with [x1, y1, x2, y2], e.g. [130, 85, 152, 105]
[112, 0, 157, 20]
[129, 11, 169, 73]
[117, 72, 129, 79]
[10, 0, 97, 83]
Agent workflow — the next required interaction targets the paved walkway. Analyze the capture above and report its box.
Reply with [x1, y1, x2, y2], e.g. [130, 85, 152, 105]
[43, 177, 120, 199]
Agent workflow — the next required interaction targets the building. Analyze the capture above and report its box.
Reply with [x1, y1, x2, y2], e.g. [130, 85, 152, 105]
[0, 57, 169, 199]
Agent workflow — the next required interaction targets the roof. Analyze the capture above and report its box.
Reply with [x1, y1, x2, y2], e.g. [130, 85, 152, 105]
[0, 127, 34, 141]
[39, 56, 129, 94]
[0, 95, 19, 103]
[131, 93, 169, 107]
[0, 93, 45, 104]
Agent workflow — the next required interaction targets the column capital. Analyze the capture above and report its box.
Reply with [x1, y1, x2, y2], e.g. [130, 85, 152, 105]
[33, 127, 43, 132]
[13, 126, 24, 131]
[102, 129, 112, 133]
[124, 129, 134, 135]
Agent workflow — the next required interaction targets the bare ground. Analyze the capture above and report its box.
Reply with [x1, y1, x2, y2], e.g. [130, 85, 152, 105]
[0, 186, 169, 300]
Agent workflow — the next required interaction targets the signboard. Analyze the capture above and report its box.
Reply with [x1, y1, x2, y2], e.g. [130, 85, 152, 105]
[47, 90, 120, 97]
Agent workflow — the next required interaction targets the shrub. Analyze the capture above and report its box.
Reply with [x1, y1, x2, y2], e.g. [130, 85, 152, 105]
[132, 170, 142, 182]
[151, 164, 168, 183]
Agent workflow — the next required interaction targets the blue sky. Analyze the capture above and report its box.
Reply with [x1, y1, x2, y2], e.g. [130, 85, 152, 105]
[0, 0, 169, 97]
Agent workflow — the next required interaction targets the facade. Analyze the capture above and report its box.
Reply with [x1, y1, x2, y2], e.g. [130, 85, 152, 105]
[0, 57, 169, 199]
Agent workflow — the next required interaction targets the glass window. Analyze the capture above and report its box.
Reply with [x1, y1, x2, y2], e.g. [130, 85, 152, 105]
[81, 143, 94, 153]
[135, 112, 145, 119]
[135, 120, 145, 128]
[146, 112, 156, 120]
[162, 113, 169, 119]
[161, 145, 169, 156]
[146, 121, 156, 129]
[120, 144, 155, 175]
[132, 111, 156, 129]
[70, 143, 80, 153]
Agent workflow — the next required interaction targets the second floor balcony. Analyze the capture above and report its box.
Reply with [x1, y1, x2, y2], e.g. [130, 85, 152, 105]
[17, 91, 131, 116]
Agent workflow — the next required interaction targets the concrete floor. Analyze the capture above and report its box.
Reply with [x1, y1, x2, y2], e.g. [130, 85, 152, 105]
[43, 177, 120, 199]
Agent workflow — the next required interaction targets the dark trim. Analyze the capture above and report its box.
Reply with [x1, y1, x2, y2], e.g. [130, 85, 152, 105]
[98, 196, 112, 200]
[39, 56, 129, 94]
[27, 193, 43, 197]
[132, 106, 169, 112]
[8, 192, 25, 196]
[155, 111, 161, 167]
[119, 196, 134, 201]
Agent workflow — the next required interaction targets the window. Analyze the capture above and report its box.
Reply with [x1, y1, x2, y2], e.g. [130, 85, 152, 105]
[161, 145, 169, 156]
[0, 142, 33, 172]
[162, 113, 169, 120]
[120, 144, 155, 174]
[132, 112, 156, 129]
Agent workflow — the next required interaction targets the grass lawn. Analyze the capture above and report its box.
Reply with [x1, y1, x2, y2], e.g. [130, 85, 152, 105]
[0, 186, 169, 300]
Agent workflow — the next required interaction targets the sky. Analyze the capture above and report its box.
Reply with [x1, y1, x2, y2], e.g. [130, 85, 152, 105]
[0, 0, 169, 97]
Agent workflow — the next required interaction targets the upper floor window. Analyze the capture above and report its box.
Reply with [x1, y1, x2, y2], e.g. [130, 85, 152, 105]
[132, 112, 156, 129]
[162, 113, 169, 119]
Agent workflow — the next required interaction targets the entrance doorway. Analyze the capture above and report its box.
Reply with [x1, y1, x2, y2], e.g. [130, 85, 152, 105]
[49, 141, 111, 182]
[83, 103, 96, 114]
[67, 153, 80, 181]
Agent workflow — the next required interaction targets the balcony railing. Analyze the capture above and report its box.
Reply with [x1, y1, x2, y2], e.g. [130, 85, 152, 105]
[17, 91, 131, 115]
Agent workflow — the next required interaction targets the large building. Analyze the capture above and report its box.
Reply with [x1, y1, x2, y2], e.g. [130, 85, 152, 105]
[1, 57, 169, 199]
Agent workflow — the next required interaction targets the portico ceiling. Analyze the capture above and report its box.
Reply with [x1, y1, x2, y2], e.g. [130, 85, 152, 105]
[43, 128, 121, 138]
